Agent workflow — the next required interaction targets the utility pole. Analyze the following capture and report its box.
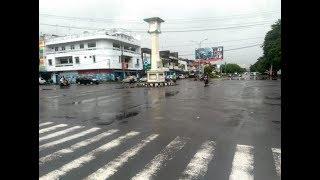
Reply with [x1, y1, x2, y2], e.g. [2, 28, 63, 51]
[191, 38, 208, 79]
[224, 61, 227, 74]
[121, 41, 125, 79]
[269, 63, 273, 80]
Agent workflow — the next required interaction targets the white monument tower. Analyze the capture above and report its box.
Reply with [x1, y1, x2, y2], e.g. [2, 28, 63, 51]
[144, 17, 166, 83]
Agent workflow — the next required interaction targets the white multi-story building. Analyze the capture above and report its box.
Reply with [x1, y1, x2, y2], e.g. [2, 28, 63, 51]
[45, 29, 143, 83]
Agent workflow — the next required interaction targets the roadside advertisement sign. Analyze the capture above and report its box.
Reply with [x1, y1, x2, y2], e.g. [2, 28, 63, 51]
[143, 53, 151, 70]
[195, 46, 223, 62]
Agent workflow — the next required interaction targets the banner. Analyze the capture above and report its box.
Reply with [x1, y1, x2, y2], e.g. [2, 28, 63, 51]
[143, 53, 151, 70]
[195, 46, 223, 61]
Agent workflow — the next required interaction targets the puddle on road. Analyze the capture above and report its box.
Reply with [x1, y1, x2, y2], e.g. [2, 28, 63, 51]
[165, 90, 179, 97]
[95, 118, 115, 125]
[154, 116, 164, 120]
[119, 120, 129, 124]
[93, 111, 140, 126]
[265, 96, 281, 100]
[52, 115, 76, 119]
[115, 111, 139, 120]
[264, 102, 281, 106]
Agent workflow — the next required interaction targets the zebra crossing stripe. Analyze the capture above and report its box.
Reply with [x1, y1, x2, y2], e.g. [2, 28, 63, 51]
[39, 131, 140, 180]
[229, 144, 254, 180]
[271, 148, 281, 176]
[85, 134, 159, 180]
[39, 124, 68, 134]
[39, 129, 119, 164]
[180, 140, 216, 180]
[39, 126, 83, 142]
[132, 136, 189, 180]
[39, 122, 53, 127]
[39, 128, 100, 151]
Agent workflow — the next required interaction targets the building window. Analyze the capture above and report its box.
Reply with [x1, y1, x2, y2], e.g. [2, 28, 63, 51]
[54, 47, 59, 51]
[89, 56, 92, 58]
[93, 55, 96, 63]
[75, 57, 80, 64]
[88, 42, 96, 48]
[48, 59, 52, 66]
[71, 45, 75, 50]
[113, 43, 120, 49]
[80, 44, 84, 49]
[61, 46, 65, 51]
[119, 56, 121, 63]
[84, 56, 86, 58]
[136, 59, 139, 65]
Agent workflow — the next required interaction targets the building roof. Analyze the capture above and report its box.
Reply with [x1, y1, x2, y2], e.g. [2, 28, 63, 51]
[143, 17, 165, 23]
[45, 29, 140, 46]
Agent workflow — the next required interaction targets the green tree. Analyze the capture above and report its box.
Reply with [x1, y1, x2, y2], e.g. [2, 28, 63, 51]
[221, 63, 244, 74]
[204, 64, 214, 75]
[250, 20, 281, 73]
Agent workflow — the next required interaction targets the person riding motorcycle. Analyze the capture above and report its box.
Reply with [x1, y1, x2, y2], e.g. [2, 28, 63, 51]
[60, 76, 69, 86]
[204, 74, 209, 86]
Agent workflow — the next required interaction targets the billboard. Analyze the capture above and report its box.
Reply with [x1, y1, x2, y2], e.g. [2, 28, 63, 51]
[143, 53, 151, 70]
[195, 46, 223, 61]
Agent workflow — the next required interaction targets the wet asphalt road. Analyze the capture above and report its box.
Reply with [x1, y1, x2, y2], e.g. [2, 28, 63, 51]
[39, 79, 281, 180]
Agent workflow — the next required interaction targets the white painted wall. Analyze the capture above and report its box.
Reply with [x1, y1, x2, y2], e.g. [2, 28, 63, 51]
[178, 60, 188, 71]
[45, 38, 142, 72]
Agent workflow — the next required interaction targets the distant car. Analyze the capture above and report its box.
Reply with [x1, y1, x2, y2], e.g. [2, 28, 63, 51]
[39, 77, 46, 85]
[178, 74, 185, 79]
[139, 77, 147, 82]
[188, 73, 195, 78]
[76, 77, 100, 85]
[122, 76, 137, 83]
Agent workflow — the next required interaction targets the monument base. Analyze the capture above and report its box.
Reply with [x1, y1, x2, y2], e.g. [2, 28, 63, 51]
[147, 70, 165, 83]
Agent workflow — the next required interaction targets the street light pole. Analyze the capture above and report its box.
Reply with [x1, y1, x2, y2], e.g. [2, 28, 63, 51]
[121, 41, 125, 80]
[191, 38, 208, 78]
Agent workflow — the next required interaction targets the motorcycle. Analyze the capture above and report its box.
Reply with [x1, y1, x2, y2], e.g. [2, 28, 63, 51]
[204, 76, 209, 87]
[60, 79, 70, 88]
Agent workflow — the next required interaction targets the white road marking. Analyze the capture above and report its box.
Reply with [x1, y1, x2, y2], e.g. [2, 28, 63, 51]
[97, 95, 115, 100]
[132, 136, 189, 180]
[229, 144, 254, 180]
[73, 94, 120, 105]
[39, 126, 83, 142]
[39, 128, 100, 151]
[85, 134, 159, 180]
[97, 97, 121, 106]
[271, 148, 281, 176]
[39, 129, 119, 164]
[81, 98, 96, 103]
[39, 124, 68, 134]
[39, 122, 53, 127]
[46, 95, 61, 99]
[180, 140, 216, 180]
[39, 131, 139, 180]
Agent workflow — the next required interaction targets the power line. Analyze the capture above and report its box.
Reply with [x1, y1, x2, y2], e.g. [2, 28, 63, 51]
[40, 23, 100, 31]
[164, 10, 280, 21]
[39, 10, 280, 24]
[224, 44, 262, 51]
[162, 37, 264, 48]
[179, 43, 262, 56]
[161, 23, 271, 33]
[40, 21, 273, 34]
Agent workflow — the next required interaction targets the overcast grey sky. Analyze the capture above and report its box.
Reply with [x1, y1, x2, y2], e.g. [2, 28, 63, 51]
[39, 0, 281, 67]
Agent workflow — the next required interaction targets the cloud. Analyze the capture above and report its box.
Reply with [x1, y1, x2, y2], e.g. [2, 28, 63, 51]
[39, 0, 280, 66]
